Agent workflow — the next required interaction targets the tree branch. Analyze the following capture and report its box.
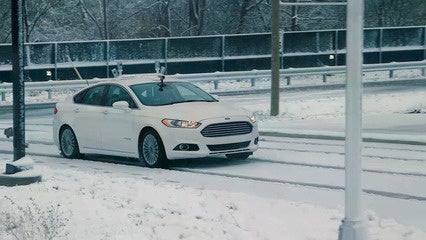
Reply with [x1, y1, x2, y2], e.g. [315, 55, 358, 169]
[108, 1, 163, 32]
[79, 0, 104, 39]
[246, 0, 266, 12]
[27, 0, 62, 41]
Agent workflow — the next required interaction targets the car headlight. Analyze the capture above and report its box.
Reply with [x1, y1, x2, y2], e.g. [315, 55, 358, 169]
[249, 114, 257, 123]
[162, 119, 201, 128]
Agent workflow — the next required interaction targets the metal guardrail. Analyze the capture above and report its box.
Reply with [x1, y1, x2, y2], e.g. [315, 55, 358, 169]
[1, 25, 425, 81]
[1, 61, 425, 102]
[174, 60, 426, 87]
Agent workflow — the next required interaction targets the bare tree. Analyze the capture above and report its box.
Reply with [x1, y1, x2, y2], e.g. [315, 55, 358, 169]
[188, 0, 206, 35]
[289, 0, 299, 31]
[0, 1, 11, 43]
[0, 0, 424, 43]
[22, 0, 62, 42]
[150, 0, 172, 37]
[366, 0, 426, 27]
[237, 0, 267, 33]
[78, 0, 106, 39]
[280, 1, 345, 31]
[96, 0, 173, 38]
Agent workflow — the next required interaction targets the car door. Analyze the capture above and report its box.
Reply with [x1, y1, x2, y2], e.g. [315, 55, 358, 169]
[100, 85, 136, 155]
[71, 85, 107, 152]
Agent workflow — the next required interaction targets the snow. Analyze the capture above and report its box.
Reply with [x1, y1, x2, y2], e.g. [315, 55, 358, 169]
[0, 70, 426, 239]
[1, 158, 425, 240]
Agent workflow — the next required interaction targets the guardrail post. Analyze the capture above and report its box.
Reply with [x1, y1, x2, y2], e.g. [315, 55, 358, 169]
[214, 80, 219, 90]
[286, 76, 291, 85]
[221, 35, 226, 72]
[1, 91, 5, 102]
[422, 68, 426, 77]
[323, 74, 327, 83]
[47, 89, 52, 100]
[251, 78, 256, 87]
[389, 70, 394, 78]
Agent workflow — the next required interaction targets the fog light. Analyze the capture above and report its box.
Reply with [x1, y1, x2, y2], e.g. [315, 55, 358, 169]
[179, 144, 189, 151]
[254, 137, 259, 145]
[173, 143, 199, 151]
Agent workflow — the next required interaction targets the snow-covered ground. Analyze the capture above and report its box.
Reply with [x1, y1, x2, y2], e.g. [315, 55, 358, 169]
[1, 156, 425, 240]
[1, 71, 426, 240]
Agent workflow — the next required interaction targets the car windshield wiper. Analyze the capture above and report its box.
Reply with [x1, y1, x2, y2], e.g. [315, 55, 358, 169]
[149, 99, 218, 106]
[180, 99, 217, 103]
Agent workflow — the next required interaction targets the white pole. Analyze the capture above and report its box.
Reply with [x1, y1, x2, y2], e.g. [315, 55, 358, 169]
[338, 0, 367, 239]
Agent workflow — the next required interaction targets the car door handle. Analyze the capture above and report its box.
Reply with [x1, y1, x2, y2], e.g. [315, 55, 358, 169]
[73, 108, 80, 113]
[102, 110, 109, 115]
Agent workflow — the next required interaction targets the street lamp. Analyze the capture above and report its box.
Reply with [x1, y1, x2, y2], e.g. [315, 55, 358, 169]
[278, 1, 368, 239]
[338, 0, 368, 239]
[11, 0, 26, 161]
[1, 0, 42, 187]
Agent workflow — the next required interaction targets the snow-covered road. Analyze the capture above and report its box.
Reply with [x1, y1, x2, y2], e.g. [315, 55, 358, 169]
[1, 134, 425, 232]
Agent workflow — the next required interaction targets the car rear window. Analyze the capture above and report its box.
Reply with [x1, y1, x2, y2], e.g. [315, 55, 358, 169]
[73, 85, 106, 106]
[73, 89, 87, 104]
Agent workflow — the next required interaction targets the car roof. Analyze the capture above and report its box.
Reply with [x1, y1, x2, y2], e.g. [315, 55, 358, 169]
[95, 74, 179, 87]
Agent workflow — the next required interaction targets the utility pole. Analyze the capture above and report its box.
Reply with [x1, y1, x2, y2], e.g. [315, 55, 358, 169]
[273, 0, 348, 116]
[338, 0, 367, 239]
[270, 0, 280, 116]
[12, 0, 26, 161]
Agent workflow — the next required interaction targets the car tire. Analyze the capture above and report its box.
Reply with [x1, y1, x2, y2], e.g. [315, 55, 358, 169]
[225, 152, 251, 160]
[60, 127, 81, 159]
[139, 130, 168, 168]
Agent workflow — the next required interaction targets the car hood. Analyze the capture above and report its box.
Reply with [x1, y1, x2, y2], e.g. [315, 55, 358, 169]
[147, 102, 251, 121]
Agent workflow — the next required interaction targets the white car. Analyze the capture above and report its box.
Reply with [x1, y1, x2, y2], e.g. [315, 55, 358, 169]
[53, 76, 259, 168]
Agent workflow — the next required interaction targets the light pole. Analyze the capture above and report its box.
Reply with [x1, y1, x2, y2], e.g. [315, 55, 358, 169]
[279, 1, 367, 239]
[338, 0, 367, 239]
[11, 0, 26, 161]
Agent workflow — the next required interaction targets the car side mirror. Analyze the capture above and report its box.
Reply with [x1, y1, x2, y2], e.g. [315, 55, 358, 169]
[112, 101, 130, 110]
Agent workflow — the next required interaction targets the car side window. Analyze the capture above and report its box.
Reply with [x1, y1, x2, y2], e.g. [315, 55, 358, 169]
[106, 85, 137, 109]
[73, 89, 88, 104]
[81, 85, 106, 106]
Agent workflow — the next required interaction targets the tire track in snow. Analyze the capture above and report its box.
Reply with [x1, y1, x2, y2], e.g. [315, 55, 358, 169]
[171, 167, 426, 202]
[259, 146, 426, 162]
[1, 149, 425, 202]
[261, 137, 426, 153]
[1, 138, 425, 177]
[246, 157, 426, 178]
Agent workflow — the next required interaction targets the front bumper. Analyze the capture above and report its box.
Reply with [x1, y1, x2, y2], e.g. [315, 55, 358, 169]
[159, 118, 259, 160]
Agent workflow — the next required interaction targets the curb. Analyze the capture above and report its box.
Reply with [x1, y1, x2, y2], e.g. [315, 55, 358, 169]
[0, 172, 42, 187]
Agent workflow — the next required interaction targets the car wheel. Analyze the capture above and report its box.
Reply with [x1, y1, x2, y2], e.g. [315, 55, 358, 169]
[225, 152, 251, 160]
[60, 127, 81, 159]
[139, 130, 168, 168]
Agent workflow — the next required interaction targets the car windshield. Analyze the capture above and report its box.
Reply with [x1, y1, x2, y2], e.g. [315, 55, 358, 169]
[130, 81, 218, 106]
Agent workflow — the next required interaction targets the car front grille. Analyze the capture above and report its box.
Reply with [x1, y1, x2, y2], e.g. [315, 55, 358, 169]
[200, 121, 253, 138]
[207, 141, 251, 152]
